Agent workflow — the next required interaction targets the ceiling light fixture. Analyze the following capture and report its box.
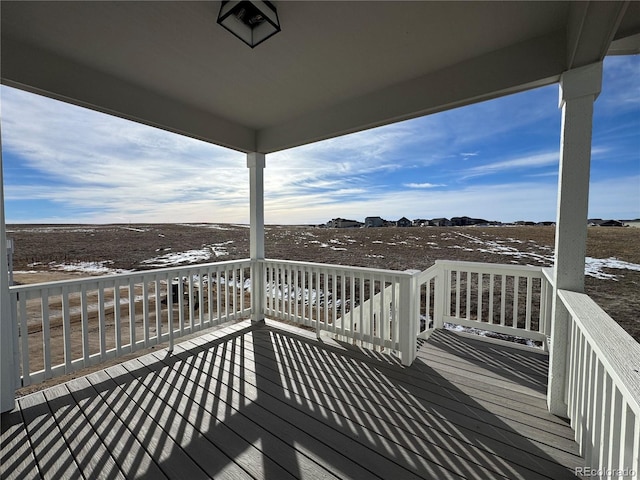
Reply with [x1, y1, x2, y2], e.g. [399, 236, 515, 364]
[217, 1, 281, 48]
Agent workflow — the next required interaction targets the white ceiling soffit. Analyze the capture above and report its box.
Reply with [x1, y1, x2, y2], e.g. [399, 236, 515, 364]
[1, 1, 638, 154]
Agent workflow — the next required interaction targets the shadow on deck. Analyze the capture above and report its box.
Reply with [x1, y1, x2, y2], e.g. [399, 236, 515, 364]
[1, 319, 583, 479]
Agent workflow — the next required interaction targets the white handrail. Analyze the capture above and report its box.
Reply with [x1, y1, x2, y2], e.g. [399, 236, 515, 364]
[434, 260, 551, 347]
[260, 259, 417, 364]
[10, 259, 252, 386]
[559, 289, 640, 478]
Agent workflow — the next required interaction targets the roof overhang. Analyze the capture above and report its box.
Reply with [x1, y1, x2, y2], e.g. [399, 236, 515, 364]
[2, 1, 638, 154]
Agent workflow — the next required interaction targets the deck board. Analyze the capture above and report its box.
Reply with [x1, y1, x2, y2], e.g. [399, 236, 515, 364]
[42, 384, 125, 479]
[0, 408, 40, 480]
[1, 320, 584, 479]
[65, 376, 168, 479]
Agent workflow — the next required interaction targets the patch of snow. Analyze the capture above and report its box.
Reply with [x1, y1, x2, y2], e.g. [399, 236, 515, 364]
[444, 322, 542, 349]
[120, 227, 147, 232]
[211, 240, 234, 257]
[49, 261, 131, 275]
[142, 249, 212, 267]
[452, 231, 640, 280]
[585, 257, 640, 280]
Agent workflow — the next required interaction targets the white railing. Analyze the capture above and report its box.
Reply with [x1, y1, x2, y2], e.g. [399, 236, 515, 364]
[7, 255, 640, 475]
[8, 258, 556, 387]
[433, 260, 553, 348]
[560, 289, 640, 479]
[261, 259, 418, 364]
[10, 259, 252, 386]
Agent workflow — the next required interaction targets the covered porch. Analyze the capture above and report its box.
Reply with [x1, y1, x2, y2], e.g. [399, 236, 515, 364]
[3, 318, 584, 480]
[1, 1, 640, 478]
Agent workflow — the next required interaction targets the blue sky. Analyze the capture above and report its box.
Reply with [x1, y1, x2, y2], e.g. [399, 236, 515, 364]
[1, 56, 638, 225]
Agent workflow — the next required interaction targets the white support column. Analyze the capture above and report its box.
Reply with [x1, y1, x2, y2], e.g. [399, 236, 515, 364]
[248, 152, 266, 324]
[547, 62, 602, 417]
[1, 135, 17, 412]
[399, 270, 419, 366]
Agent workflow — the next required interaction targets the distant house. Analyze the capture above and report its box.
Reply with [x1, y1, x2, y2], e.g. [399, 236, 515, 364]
[412, 219, 428, 227]
[327, 218, 363, 228]
[451, 216, 489, 226]
[430, 218, 452, 227]
[364, 216, 384, 228]
[396, 217, 412, 227]
[536, 221, 555, 226]
[622, 219, 640, 228]
[596, 220, 625, 227]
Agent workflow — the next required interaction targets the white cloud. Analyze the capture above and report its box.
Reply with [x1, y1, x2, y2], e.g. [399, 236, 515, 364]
[404, 183, 446, 189]
[462, 151, 559, 179]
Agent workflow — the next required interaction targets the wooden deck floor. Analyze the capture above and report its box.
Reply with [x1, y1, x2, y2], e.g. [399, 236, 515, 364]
[1, 319, 584, 479]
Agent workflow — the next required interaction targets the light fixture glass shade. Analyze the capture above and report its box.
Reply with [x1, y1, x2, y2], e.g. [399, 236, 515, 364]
[217, 1, 281, 48]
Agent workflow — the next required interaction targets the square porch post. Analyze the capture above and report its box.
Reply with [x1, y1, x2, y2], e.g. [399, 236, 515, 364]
[1, 140, 17, 413]
[248, 152, 266, 323]
[547, 62, 602, 417]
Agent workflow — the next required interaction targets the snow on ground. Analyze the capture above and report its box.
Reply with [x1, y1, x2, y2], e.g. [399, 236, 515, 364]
[48, 261, 131, 275]
[7, 226, 97, 234]
[444, 322, 542, 349]
[178, 223, 249, 230]
[120, 226, 147, 232]
[450, 231, 640, 280]
[584, 257, 640, 280]
[142, 249, 212, 267]
[142, 241, 234, 266]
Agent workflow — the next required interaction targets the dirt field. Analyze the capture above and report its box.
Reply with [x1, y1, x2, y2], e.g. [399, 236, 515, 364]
[8, 223, 639, 344]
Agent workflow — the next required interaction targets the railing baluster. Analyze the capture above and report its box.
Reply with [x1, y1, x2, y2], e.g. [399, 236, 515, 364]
[98, 285, 106, 360]
[575, 332, 586, 443]
[455, 269, 460, 319]
[232, 268, 237, 319]
[340, 274, 346, 337]
[465, 271, 471, 320]
[114, 280, 122, 355]
[608, 387, 623, 473]
[154, 276, 161, 343]
[583, 347, 596, 462]
[330, 271, 336, 333]
[294, 267, 300, 323]
[589, 360, 605, 471]
[19, 293, 29, 386]
[199, 270, 206, 326]
[128, 278, 136, 351]
[477, 273, 483, 323]
[512, 275, 519, 328]
[525, 276, 533, 331]
[141, 279, 149, 346]
[379, 276, 386, 344]
[600, 372, 613, 474]
[61, 287, 71, 373]
[207, 267, 213, 325]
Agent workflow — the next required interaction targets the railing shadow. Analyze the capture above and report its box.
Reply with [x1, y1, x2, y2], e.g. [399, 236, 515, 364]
[419, 329, 550, 394]
[1, 321, 584, 479]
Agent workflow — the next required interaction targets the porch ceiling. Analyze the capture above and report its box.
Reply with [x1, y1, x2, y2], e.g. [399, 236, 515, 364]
[1, 1, 638, 154]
